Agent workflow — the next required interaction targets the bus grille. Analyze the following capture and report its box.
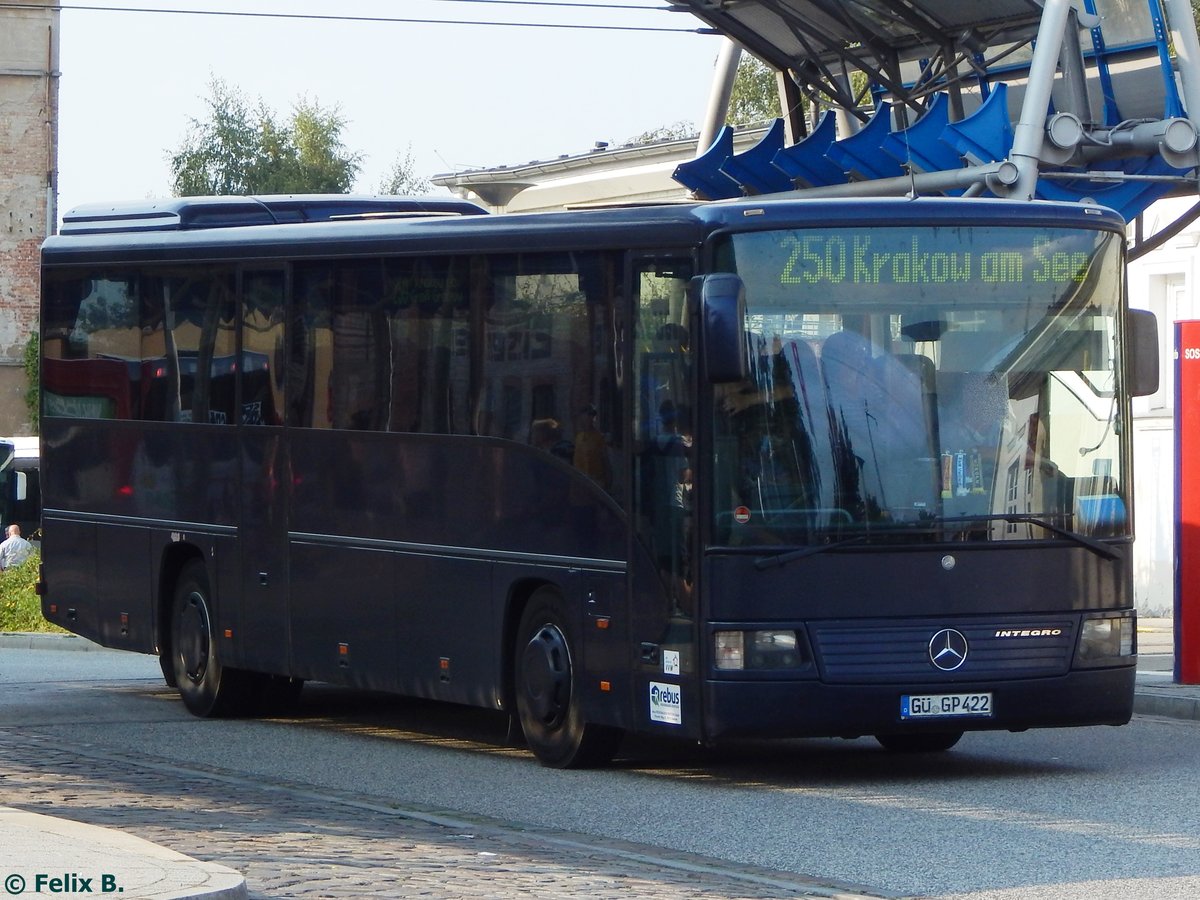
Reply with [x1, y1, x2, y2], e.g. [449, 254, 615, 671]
[808, 619, 1077, 684]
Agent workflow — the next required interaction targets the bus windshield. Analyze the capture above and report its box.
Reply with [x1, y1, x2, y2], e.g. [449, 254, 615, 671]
[712, 224, 1125, 548]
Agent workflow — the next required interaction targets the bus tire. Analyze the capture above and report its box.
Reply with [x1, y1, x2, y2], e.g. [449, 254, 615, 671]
[514, 588, 621, 768]
[158, 652, 178, 688]
[170, 559, 244, 717]
[875, 731, 963, 753]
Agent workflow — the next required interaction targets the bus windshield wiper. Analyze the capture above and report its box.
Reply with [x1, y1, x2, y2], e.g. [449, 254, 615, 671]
[755, 536, 868, 571]
[937, 514, 1121, 561]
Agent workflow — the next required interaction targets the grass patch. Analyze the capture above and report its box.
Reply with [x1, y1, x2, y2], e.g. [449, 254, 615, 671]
[0, 551, 66, 633]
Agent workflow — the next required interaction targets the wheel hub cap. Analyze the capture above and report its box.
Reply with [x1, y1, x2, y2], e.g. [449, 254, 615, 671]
[522, 624, 571, 729]
[179, 592, 210, 684]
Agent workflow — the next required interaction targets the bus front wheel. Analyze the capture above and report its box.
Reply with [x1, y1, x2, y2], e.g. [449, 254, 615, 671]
[514, 588, 621, 768]
[875, 731, 963, 753]
[171, 560, 244, 717]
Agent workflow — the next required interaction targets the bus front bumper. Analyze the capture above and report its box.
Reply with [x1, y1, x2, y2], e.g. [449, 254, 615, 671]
[701, 665, 1136, 741]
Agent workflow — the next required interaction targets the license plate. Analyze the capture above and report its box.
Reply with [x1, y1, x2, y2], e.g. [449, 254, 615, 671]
[901, 692, 993, 719]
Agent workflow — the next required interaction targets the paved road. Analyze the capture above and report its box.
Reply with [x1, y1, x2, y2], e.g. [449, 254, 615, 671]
[2, 728, 876, 900]
[0, 648, 879, 900]
[4, 645, 1200, 899]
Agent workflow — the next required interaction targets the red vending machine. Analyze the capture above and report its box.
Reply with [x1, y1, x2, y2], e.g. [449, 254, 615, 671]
[1175, 320, 1200, 683]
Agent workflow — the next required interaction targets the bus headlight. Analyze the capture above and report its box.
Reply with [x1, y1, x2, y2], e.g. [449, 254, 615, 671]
[714, 630, 807, 671]
[1075, 614, 1135, 667]
[714, 631, 744, 670]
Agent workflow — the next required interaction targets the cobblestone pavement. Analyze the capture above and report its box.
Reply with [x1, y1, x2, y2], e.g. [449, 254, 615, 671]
[0, 730, 883, 900]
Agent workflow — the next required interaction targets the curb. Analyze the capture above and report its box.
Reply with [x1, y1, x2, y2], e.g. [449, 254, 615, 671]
[1133, 683, 1200, 721]
[0, 807, 246, 900]
[0, 632, 105, 651]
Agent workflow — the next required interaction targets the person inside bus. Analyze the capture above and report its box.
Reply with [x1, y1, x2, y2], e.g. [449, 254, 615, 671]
[530, 417, 574, 463]
[648, 400, 694, 611]
[572, 405, 611, 490]
[0, 524, 33, 571]
[568, 404, 614, 537]
[526, 418, 574, 526]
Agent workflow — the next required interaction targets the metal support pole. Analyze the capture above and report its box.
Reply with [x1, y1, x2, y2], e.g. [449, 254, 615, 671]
[696, 39, 742, 157]
[1164, 0, 1200, 153]
[776, 69, 807, 143]
[1057, 7, 1093, 125]
[834, 70, 861, 138]
[1008, 0, 1074, 200]
[776, 162, 1006, 199]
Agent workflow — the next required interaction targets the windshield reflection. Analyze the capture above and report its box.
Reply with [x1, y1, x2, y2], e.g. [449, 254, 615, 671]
[712, 226, 1125, 548]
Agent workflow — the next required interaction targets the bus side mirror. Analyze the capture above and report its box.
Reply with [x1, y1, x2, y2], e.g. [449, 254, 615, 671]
[1128, 308, 1159, 397]
[699, 273, 747, 384]
[13, 471, 26, 503]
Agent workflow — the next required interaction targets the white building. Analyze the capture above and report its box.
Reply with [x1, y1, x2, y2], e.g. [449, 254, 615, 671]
[1128, 197, 1200, 616]
[433, 130, 766, 214]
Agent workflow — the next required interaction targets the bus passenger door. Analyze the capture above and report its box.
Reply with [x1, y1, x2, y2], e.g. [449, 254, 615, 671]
[236, 267, 292, 674]
[629, 255, 700, 738]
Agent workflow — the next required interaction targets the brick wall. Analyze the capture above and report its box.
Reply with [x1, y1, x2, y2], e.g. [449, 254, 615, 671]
[0, 1, 60, 434]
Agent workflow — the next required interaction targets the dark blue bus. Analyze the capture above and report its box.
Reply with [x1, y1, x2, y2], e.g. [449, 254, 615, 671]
[40, 193, 1156, 766]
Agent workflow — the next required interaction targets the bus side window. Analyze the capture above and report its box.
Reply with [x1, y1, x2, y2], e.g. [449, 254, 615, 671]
[141, 269, 236, 425]
[477, 251, 623, 500]
[288, 265, 327, 429]
[383, 256, 471, 435]
[42, 272, 140, 420]
[241, 270, 285, 426]
[633, 262, 695, 614]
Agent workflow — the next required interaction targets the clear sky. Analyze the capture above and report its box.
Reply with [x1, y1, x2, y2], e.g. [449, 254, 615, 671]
[55, 0, 724, 215]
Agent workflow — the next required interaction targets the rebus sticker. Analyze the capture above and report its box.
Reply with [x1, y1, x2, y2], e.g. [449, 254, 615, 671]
[649, 681, 682, 725]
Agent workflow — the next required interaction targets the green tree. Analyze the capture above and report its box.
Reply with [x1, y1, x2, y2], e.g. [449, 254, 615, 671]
[169, 78, 362, 195]
[626, 121, 698, 145]
[729, 56, 782, 126]
[379, 145, 432, 194]
[624, 56, 782, 146]
[24, 331, 38, 434]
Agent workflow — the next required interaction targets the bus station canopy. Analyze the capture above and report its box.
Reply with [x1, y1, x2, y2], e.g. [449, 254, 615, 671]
[670, 0, 1044, 74]
[667, 0, 1200, 233]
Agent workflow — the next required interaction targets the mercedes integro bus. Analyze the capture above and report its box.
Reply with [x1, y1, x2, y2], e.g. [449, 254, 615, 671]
[39, 194, 1156, 766]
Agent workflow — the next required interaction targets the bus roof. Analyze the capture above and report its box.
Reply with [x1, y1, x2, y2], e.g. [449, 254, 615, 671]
[43, 196, 1126, 265]
[58, 195, 489, 235]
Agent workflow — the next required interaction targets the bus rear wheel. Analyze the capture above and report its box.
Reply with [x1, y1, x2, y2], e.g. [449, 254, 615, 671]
[170, 559, 246, 717]
[875, 731, 963, 753]
[514, 588, 621, 768]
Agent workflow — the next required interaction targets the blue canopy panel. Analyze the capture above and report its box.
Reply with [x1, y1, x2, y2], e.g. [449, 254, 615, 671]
[719, 118, 793, 194]
[941, 84, 1014, 166]
[771, 111, 846, 188]
[673, 96, 1006, 196]
[673, 126, 742, 200]
[825, 103, 906, 181]
[880, 93, 962, 174]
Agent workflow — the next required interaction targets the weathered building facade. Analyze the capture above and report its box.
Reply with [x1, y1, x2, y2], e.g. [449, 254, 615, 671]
[1, 0, 59, 435]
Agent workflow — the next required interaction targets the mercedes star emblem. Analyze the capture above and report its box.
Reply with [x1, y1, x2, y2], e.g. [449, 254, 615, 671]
[929, 628, 969, 671]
